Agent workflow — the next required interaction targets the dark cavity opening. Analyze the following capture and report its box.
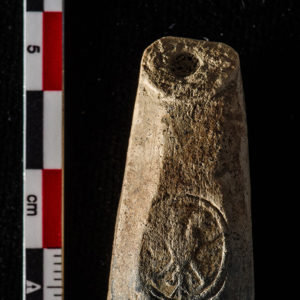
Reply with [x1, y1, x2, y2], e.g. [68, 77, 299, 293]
[169, 52, 199, 77]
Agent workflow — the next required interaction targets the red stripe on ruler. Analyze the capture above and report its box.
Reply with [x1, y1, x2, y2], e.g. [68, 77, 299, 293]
[43, 12, 62, 90]
[43, 169, 62, 248]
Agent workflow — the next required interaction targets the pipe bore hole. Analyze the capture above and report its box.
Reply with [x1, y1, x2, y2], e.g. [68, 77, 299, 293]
[169, 52, 199, 77]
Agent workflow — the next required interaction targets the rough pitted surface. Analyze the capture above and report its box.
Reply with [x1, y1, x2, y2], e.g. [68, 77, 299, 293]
[107, 36, 254, 300]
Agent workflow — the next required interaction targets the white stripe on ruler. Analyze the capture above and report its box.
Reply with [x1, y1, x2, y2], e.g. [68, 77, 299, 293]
[44, 249, 63, 299]
[44, 0, 63, 12]
[43, 91, 62, 169]
[25, 170, 43, 248]
[26, 12, 43, 90]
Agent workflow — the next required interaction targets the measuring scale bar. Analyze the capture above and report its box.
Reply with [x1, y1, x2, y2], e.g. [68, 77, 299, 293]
[24, 0, 64, 299]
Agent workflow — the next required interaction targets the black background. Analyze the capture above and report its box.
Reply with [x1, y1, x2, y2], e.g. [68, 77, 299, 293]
[1, 0, 300, 299]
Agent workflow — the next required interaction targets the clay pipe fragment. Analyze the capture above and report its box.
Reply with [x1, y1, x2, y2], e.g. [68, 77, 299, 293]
[107, 36, 254, 300]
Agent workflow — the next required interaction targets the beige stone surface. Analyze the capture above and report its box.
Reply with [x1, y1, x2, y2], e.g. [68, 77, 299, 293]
[107, 36, 254, 300]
